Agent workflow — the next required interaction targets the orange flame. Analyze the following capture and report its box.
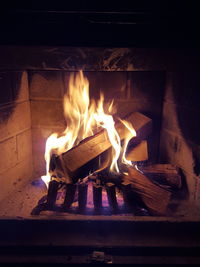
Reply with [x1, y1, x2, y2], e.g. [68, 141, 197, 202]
[120, 119, 137, 166]
[41, 71, 136, 188]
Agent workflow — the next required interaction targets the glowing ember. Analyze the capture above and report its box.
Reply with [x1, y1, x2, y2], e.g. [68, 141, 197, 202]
[41, 71, 136, 188]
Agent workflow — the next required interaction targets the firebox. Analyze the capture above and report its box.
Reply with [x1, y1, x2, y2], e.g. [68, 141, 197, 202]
[0, 45, 200, 264]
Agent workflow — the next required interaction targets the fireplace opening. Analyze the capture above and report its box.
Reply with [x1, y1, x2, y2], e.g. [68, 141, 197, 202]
[0, 47, 199, 221]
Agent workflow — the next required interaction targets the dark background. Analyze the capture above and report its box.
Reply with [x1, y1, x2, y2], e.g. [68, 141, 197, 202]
[0, 0, 199, 47]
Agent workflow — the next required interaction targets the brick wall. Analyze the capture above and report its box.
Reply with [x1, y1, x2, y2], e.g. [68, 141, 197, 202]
[159, 72, 200, 202]
[0, 71, 32, 201]
[29, 70, 165, 178]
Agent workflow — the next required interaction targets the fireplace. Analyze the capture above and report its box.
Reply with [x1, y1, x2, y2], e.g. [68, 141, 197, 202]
[0, 45, 200, 264]
[0, 46, 199, 215]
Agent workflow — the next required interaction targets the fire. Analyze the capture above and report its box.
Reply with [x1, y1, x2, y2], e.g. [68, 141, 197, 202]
[41, 71, 136, 188]
[120, 120, 137, 166]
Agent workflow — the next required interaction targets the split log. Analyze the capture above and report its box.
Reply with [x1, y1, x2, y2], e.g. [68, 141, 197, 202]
[124, 167, 171, 215]
[126, 140, 148, 162]
[60, 112, 152, 183]
[142, 164, 182, 189]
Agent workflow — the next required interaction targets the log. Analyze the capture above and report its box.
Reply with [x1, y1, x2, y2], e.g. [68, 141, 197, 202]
[142, 164, 182, 189]
[126, 140, 148, 162]
[60, 112, 152, 182]
[124, 167, 171, 215]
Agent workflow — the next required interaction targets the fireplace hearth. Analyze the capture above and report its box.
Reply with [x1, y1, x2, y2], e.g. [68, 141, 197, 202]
[0, 44, 200, 264]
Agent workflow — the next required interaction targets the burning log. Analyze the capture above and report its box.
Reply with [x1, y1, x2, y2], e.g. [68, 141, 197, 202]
[63, 183, 77, 210]
[59, 112, 152, 183]
[106, 183, 118, 213]
[124, 167, 171, 215]
[142, 164, 182, 189]
[78, 183, 88, 212]
[126, 140, 148, 162]
[93, 183, 102, 212]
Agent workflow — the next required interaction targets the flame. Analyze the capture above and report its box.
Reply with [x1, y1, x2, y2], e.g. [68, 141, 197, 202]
[120, 119, 137, 166]
[41, 71, 136, 188]
[94, 93, 121, 172]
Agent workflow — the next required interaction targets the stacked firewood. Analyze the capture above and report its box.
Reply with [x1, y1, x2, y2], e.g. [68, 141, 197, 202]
[31, 112, 182, 216]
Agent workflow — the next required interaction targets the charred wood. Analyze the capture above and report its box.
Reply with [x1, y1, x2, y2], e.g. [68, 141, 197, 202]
[96, 169, 123, 186]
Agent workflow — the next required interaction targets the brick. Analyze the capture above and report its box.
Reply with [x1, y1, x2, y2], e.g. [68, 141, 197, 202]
[86, 71, 127, 99]
[164, 72, 183, 104]
[33, 152, 46, 178]
[165, 71, 200, 110]
[114, 100, 162, 119]
[0, 102, 31, 141]
[0, 137, 17, 174]
[16, 130, 32, 162]
[162, 101, 200, 145]
[0, 71, 13, 105]
[29, 71, 64, 99]
[129, 71, 165, 102]
[162, 102, 182, 136]
[0, 157, 33, 202]
[12, 71, 29, 102]
[159, 129, 197, 201]
[63, 71, 127, 99]
[180, 72, 200, 110]
[30, 100, 65, 127]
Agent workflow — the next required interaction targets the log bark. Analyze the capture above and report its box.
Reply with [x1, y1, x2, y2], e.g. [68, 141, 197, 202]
[142, 164, 182, 189]
[124, 167, 171, 215]
[59, 112, 152, 182]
